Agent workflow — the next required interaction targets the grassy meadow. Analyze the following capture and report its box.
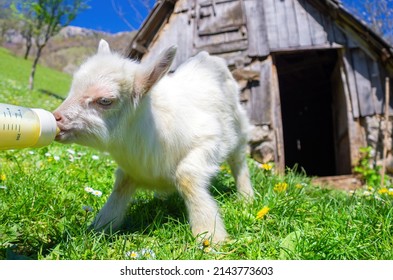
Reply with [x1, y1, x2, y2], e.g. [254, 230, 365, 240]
[0, 47, 393, 260]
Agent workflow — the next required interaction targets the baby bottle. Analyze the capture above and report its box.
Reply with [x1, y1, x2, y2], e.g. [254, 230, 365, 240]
[0, 103, 59, 150]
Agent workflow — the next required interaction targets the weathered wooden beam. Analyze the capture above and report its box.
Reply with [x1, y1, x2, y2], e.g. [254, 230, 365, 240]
[342, 50, 360, 118]
[244, 0, 269, 57]
[127, 0, 177, 59]
[381, 77, 390, 187]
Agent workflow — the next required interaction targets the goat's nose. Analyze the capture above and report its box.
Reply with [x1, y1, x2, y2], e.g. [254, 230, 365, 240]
[53, 111, 63, 122]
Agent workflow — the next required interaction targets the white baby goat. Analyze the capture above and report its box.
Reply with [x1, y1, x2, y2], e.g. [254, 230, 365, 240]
[53, 39, 254, 243]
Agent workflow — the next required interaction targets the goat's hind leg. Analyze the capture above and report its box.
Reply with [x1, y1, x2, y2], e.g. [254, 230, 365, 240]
[175, 148, 228, 243]
[228, 144, 254, 200]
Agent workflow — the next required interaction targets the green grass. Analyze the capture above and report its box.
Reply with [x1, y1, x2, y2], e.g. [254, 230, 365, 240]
[0, 47, 393, 260]
[0, 48, 70, 100]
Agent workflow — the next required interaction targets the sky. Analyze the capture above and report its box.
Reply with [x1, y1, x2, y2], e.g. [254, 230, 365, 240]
[71, 0, 363, 34]
[70, 0, 391, 39]
[70, 0, 154, 33]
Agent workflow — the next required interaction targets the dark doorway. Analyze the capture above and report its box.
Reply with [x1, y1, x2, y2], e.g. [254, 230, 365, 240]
[275, 49, 348, 176]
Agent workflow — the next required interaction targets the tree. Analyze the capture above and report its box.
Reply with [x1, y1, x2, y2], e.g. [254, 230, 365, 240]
[22, 24, 33, 60]
[0, 0, 18, 45]
[11, 1, 35, 59]
[12, 0, 88, 90]
[343, 0, 393, 45]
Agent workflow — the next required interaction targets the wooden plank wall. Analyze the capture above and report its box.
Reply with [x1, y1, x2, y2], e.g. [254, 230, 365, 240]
[139, 0, 391, 118]
[260, 0, 347, 51]
[256, 0, 389, 117]
[243, 0, 269, 57]
[141, 0, 195, 69]
[343, 48, 386, 118]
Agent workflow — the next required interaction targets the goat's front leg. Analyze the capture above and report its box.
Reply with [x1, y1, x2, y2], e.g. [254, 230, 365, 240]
[92, 168, 135, 232]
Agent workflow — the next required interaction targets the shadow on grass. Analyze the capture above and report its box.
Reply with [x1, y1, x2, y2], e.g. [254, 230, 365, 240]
[121, 176, 236, 235]
[1, 229, 68, 260]
[121, 194, 187, 234]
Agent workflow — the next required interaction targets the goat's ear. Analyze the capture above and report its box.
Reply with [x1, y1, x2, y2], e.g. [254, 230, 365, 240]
[134, 46, 177, 96]
[98, 39, 111, 54]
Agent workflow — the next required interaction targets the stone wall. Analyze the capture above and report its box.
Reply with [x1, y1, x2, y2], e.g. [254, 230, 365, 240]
[363, 115, 393, 173]
[249, 125, 276, 164]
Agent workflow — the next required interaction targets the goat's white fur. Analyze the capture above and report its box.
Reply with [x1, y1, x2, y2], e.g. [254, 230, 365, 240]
[54, 39, 254, 242]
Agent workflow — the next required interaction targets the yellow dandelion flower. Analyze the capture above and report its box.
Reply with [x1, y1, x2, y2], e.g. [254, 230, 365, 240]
[261, 163, 273, 171]
[378, 188, 389, 194]
[274, 182, 288, 192]
[388, 188, 393, 196]
[256, 206, 270, 220]
[220, 165, 231, 173]
[295, 183, 303, 189]
[0, 174, 6, 181]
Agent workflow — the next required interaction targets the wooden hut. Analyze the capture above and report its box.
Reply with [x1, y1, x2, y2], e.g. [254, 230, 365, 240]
[126, 0, 393, 177]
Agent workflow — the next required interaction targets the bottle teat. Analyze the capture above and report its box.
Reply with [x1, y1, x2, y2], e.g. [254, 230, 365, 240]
[31, 108, 58, 148]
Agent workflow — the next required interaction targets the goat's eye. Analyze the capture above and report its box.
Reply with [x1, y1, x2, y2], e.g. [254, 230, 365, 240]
[96, 97, 113, 106]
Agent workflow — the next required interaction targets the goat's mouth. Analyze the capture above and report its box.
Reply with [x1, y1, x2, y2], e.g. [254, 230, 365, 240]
[55, 125, 75, 143]
[55, 131, 71, 143]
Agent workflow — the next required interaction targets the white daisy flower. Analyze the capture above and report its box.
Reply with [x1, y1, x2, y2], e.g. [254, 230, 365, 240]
[92, 190, 102, 197]
[125, 251, 140, 259]
[84, 186, 94, 193]
[141, 248, 156, 259]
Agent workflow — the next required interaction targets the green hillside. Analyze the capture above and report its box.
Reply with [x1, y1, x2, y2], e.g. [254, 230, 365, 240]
[5, 27, 136, 74]
[0, 47, 70, 110]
